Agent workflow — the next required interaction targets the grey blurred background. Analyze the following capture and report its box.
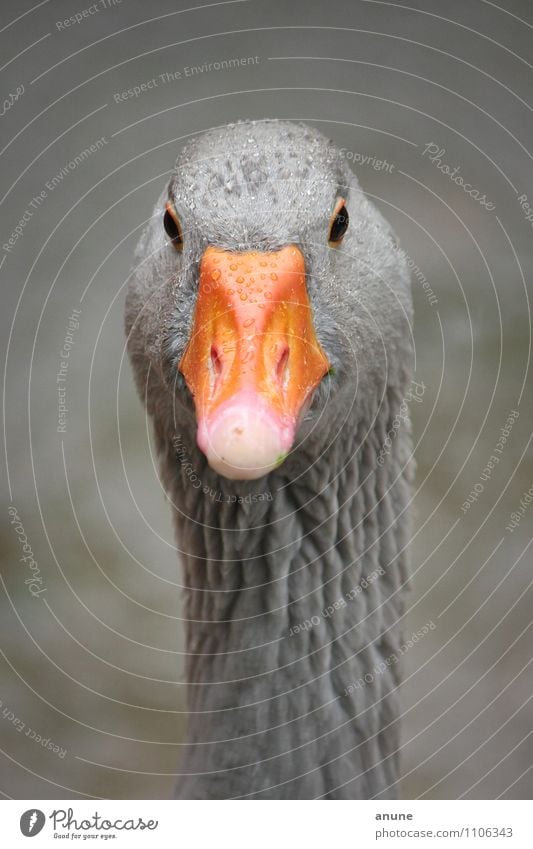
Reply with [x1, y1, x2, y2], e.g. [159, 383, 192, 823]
[1, 0, 531, 799]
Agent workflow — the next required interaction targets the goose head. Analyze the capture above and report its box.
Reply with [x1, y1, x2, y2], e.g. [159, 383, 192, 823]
[126, 120, 412, 482]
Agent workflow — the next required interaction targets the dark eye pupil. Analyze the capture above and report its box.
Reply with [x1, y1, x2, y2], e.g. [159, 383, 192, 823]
[329, 205, 349, 242]
[164, 208, 182, 247]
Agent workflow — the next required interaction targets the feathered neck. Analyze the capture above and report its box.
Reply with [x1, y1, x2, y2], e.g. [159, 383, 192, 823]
[157, 389, 412, 799]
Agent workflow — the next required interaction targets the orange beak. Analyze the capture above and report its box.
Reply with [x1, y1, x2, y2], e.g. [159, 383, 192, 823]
[179, 245, 330, 479]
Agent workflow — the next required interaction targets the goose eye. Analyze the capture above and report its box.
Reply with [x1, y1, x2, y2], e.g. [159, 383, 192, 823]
[164, 201, 184, 251]
[328, 198, 349, 246]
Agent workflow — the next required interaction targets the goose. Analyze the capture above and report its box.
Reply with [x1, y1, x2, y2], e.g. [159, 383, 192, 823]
[125, 119, 414, 799]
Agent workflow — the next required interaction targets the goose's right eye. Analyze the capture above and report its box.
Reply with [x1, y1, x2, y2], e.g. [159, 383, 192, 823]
[328, 197, 349, 247]
[164, 201, 184, 251]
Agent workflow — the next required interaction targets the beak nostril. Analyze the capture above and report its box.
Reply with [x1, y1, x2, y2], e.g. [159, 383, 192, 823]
[209, 345, 223, 393]
[276, 346, 290, 389]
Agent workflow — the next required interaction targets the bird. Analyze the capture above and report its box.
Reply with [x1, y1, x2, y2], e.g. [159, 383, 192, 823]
[125, 119, 414, 799]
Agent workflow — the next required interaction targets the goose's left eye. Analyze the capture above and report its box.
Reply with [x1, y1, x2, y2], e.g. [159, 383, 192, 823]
[328, 198, 349, 246]
[164, 201, 184, 251]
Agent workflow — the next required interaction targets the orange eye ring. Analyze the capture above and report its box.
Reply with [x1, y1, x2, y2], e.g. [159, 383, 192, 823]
[328, 197, 349, 247]
[163, 200, 184, 251]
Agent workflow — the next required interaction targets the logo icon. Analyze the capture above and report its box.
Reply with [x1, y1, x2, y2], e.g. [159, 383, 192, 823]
[20, 809, 45, 837]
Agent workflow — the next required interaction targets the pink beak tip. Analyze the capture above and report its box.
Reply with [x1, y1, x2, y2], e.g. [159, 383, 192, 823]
[196, 393, 295, 481]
